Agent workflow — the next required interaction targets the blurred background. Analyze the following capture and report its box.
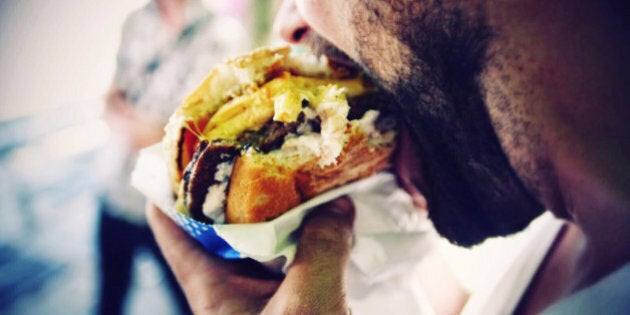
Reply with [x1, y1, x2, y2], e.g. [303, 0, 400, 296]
[0, 1, 278, 314]
[0, 1, 544, 314]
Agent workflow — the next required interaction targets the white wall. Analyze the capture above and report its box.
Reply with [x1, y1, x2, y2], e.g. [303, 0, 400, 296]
[0, 0, 257, 121]
[0, 0, 146, 120]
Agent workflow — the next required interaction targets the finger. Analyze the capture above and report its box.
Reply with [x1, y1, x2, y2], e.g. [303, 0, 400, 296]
[296, 196, 355, 266]
[146, 204, 280, 313]
[146, 203, 274, 279]
[264, 196, 355, 314]
[147, 203, 236, 313]
[146, 203, 215, 283]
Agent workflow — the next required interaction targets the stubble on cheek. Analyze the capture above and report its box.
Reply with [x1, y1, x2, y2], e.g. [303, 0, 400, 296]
[347, 1, 418, 91]
[482, 42, 563, 215]
[347, 1, 546, 246]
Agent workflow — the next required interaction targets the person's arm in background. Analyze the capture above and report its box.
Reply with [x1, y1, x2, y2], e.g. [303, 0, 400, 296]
[103, 84, 165, 150]
[102, 6, 165, 151]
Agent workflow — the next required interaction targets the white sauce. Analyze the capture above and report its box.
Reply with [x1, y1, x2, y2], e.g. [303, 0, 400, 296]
[201, 160, 234, 223]
[202, 183, 227, 223]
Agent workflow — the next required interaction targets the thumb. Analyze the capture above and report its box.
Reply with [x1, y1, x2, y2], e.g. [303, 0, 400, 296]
[264, 197, 355, 314]
[295, 196, 355, 268]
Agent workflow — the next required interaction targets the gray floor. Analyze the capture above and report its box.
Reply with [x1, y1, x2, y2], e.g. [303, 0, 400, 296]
[0, 112, 183, 315]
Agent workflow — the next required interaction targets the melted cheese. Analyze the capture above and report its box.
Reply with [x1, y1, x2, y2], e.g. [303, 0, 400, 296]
[199, 72, 368, 141]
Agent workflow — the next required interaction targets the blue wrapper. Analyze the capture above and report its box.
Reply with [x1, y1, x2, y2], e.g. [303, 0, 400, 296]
[171, 211, 243, 259]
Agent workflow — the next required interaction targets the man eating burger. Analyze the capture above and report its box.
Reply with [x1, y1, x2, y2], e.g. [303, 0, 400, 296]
[148, 0, 629, 314]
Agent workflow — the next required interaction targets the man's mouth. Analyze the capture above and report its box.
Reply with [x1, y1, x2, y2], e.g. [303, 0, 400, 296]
[325, 54, 361, 73]
[394, 126, 429, 211]
[303, 34, 430, 210]
[305, 34, 363, 76]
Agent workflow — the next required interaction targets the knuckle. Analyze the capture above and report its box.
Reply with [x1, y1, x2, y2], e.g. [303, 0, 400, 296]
[301, 218, 353, 249]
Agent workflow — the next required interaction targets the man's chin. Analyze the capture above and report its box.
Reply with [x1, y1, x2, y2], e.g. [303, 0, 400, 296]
[429, 205, 540, 247]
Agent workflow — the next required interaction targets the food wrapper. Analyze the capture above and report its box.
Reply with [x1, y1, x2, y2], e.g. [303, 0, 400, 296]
[132, 144, 439, 313]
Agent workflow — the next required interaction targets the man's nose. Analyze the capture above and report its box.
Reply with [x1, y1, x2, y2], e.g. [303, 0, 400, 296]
[274, 0, 311, 43]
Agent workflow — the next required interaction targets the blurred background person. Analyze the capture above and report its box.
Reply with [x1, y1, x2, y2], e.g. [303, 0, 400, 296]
[215, 0, 280, 47]
[95, 0, 249, 314]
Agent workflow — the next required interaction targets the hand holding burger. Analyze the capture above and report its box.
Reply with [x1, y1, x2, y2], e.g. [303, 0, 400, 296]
[147, 198, 355, 314]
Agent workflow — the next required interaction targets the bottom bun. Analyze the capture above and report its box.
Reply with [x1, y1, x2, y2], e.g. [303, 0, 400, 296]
[225, 130, 394, 224]
[226, 156, 302, 224]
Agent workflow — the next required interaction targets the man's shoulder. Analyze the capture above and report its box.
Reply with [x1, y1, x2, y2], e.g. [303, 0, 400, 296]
[542, 263, 630, 314]
[122, 3, 159, 33]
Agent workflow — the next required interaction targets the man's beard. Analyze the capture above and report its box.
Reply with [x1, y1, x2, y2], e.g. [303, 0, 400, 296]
[308, 5, 545, 247]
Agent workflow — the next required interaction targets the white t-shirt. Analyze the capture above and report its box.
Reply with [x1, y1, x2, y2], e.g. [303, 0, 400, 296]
[460, 212, 629, 314]
[542, 263, 630, 315]
[460, 212, 565, 315]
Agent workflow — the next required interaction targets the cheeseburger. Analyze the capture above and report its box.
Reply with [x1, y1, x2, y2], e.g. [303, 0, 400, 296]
[163, 46, 396, 224]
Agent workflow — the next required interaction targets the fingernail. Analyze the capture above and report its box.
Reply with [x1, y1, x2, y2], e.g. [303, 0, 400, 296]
[326, 197, 354, 217]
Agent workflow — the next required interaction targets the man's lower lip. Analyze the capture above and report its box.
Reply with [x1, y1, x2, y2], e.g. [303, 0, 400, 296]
[328, 56, 354, 67]
[403, 181, 428, 210]
[325, 55, 361, 72]
[411, 194, 427, 210]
